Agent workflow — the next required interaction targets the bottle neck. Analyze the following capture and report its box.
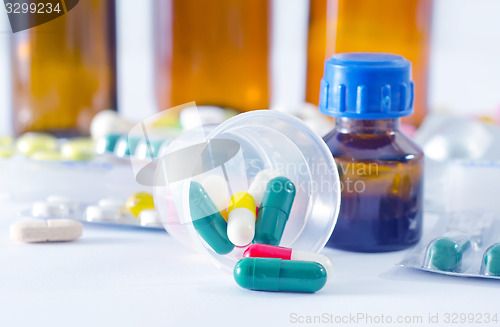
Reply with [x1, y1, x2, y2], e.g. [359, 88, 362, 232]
[334, 117, 400, 134]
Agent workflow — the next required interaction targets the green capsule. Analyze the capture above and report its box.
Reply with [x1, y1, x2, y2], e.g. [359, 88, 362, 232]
[482, 243, 500, 276]
[426, 232, 471, 272]
[253, 177, 295, 245]
[233, 257, 327, 293]
[96, 133, 122, 154]
[114, 136, 141, 157]
[189, 181, 234, 255]
[135, 139, 165, 159]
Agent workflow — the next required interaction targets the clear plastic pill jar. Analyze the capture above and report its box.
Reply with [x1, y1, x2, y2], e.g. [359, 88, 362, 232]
[152, 110, 341, 272]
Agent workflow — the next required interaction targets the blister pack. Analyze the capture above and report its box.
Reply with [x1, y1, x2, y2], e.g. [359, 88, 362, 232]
[400, 160, 500, 279]
[401, 211, 500, 279]
[20, 192, 163, 230]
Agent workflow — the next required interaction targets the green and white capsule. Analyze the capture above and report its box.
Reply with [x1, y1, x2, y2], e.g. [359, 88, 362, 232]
[96, 133, 122, 154]
[233, 257, 327, 293]
[189, 181, 234, 255]
[253, 177, 296, 246]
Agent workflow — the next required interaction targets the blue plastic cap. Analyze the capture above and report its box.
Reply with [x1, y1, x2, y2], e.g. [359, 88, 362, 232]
[319, 52, 414, 119]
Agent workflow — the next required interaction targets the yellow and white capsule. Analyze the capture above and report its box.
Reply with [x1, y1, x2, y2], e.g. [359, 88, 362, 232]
[227, 192, 256, 246]
[16, 133, 58, 156]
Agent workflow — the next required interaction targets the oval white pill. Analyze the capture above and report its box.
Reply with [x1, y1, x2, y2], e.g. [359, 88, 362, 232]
[180, 106, 226, 130]
[10, 219, 82, 243]
[46, 195, 78, 212]
[85, 205, 123, 222]
[32, 201, 72, 218]
[98, 198, 126, 212]
[90, 110, 133, 140]
[139, 209, 161, 227]
[227, 207, 255, 247]
[248, 169, 280, 205]
[32, 201, 51, 217]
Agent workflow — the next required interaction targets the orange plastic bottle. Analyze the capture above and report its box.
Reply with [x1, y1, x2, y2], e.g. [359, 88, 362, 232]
[306, 0, 433, 126]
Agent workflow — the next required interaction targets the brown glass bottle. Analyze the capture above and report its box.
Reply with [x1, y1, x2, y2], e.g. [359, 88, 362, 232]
[324, 118, 424, 252]
[153, 0, 270, 112]
[11, 0, 117, 136]
[306, 0, 432, 126]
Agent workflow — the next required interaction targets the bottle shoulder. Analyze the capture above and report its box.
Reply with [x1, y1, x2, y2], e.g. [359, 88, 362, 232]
[323, 129, 424, 162]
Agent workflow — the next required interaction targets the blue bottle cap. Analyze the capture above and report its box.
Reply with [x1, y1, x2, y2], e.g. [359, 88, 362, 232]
[319, 52, 414, 119]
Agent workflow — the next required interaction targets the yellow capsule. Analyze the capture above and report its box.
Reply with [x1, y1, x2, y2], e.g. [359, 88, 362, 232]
[126, 192, 155, 218]
[229, 192, 256, 215]
[16, 133, 57, 156]
[61, 138, 95, 161]
[30, 150, 62, 161]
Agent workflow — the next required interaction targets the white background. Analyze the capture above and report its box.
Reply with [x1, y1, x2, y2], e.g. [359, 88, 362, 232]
[1, 204, 499, 327]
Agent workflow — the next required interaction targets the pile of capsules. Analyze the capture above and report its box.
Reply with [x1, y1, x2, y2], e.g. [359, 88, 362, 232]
[31, 192, 162, 228]
[190, 170, 333, 293]
[0, 133, 96, 161]
[0, 110, 177, 162]
[91, 109, 178, 160]
[95, 132, 169, 159]
[0, 130, 171, 162]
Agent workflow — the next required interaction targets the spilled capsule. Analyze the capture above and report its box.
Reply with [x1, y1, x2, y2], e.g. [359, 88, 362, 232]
[234, 257, 327, 293]
[243, 244, 334, 280]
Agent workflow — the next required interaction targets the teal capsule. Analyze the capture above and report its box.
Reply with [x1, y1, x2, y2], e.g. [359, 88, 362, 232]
[189, 182, 234, 255]
[135, 139, 165, 159]
[253, 177, 295, 245]
[114, 136, 141, 157]
[482, 243, 500, 276]
[96, 133, 122, 154]
[426, 232, 471, 272]
[233, 257, 327, 293]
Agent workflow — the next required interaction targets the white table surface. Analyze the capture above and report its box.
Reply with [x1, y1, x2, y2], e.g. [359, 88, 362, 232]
[1, 202, 499, 327]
